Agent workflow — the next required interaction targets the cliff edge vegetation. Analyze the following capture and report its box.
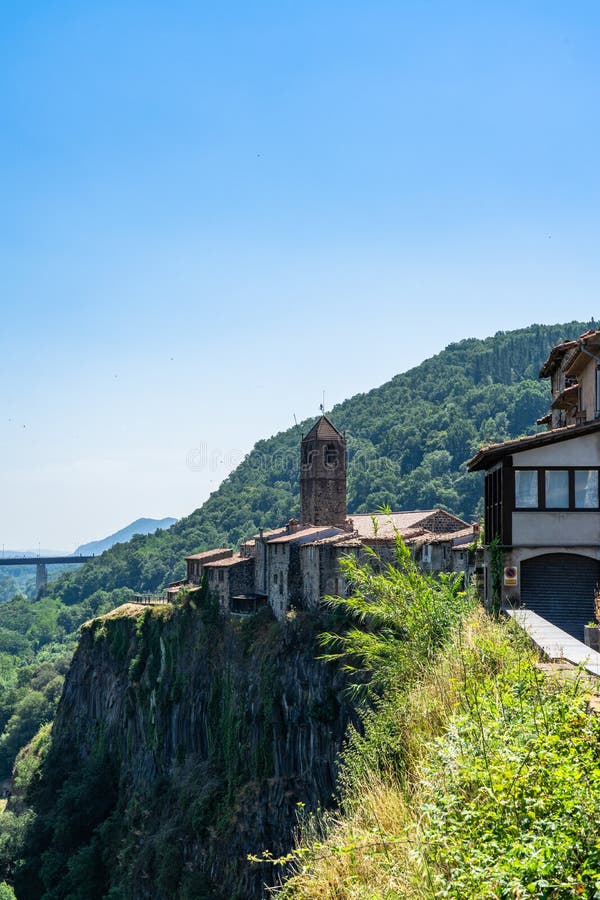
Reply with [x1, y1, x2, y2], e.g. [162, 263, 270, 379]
[4, 535, 600, 898]
[1, 541, 471, 899]
[276, 558, 600, 899]
[0, 319, 597, 880]
[1, 590, 355, 899]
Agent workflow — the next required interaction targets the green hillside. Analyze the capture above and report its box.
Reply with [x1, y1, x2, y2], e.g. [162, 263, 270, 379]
[49, 319, 593, 605]
[0, 320, 592, 780]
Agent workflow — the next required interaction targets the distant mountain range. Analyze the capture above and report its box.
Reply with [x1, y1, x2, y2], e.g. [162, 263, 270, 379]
[73, 517, 177, 556]
[1, 549, 68, 558]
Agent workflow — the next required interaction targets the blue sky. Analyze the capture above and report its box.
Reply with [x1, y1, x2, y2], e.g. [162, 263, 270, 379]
[1, 1, 599, 549]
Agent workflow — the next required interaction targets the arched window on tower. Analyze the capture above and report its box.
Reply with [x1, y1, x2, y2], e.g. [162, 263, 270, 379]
[324, 443, 338, 469]
[302, 445, 316, 469]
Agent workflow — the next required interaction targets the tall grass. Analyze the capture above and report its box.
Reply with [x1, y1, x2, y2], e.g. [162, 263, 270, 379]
[271, 543, 600, 899]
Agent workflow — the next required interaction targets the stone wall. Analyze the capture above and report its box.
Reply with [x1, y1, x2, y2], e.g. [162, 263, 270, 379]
[30, 603, 357, 899]
[268, 544, 290, 620]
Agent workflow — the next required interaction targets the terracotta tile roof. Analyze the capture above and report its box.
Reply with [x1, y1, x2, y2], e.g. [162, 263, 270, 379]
[350, 512, 436, 539]
[302, 533, 362, 548]
[303, 415, 344, 442]
[551, 383, 579, 410]
[539, 339, 578, 377]
[350, 510, 468, 540]
[423, 527, 475, 545]
[467, 418, 600, 471]
[564, 330, 600, 377]
[405, 528, 472, 549]
[452, 529, 476, 546]
[203, 554, 253, 568]
[268, 525, 344, 545]
[185, 548, 233, 562]
[399, 527, 427, 541]
[255, 526, 289, 541]
[451, 534, 474, 550]
[539, 329, 600, 378]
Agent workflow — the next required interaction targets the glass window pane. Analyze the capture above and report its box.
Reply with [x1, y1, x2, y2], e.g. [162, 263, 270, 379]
[575, 470, 599, 508]
[515, 470, 538, 508]
[545, 470, 569, 508]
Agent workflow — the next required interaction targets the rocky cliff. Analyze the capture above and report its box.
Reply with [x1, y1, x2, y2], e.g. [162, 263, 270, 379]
[13, 593, 355, 899]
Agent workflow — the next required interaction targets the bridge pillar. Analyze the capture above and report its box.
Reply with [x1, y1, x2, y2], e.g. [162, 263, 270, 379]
[36, 563, 48, 595]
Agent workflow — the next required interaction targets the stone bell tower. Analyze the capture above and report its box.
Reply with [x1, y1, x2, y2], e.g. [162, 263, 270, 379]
[300, 415, 347, 526]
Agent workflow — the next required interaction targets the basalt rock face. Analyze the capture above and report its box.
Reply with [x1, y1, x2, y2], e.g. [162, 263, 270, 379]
[16, 598, 355, 900]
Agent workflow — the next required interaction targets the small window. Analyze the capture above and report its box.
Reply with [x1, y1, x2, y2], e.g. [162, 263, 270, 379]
[302, 447, 316, 469]
[279, 580, 283, 595]
[324, 444, 338, 468]
[515, 470, 538, 508]
[273, 573, 278, 584]
[545, 470, 569, 508]
[218, 570, 224, 582]
[575, 470, 599, 508]
[422, 544, 432, 563]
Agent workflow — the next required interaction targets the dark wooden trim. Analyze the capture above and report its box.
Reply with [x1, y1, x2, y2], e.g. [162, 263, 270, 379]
[502, 462, 513, 545]
[569, 469, 576, 511]
[484, 472, 490, 540]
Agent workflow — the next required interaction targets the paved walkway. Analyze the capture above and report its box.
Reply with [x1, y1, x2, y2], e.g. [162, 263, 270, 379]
[506, 608, 600, 677]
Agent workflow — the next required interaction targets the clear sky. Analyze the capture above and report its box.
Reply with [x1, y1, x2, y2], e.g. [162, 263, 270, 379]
[1, 1, 599, 550]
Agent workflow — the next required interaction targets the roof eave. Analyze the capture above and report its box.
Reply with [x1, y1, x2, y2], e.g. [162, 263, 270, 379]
[467, 419, 600, 472]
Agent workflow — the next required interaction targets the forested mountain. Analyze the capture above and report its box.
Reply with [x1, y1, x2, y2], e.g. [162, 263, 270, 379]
[0, 320, 592, 781]
[47, 319, 593, 604]
[73, 517, 178, 556]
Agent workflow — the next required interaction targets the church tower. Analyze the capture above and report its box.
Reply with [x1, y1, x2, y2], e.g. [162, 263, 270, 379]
[300, 415, 347, 526]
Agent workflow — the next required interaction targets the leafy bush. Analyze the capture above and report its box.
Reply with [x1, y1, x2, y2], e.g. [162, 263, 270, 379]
[320, 538, 472, 696]
[420, 649, 600, 896]
[277, 554, 600, 899]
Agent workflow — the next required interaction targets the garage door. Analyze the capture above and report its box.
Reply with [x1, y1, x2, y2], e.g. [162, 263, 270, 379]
[521, 553, 600, 640]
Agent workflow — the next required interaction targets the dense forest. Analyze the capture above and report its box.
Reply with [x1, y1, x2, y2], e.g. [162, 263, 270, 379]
[42, 320, 594, 604]
[0, 320, 593, 785]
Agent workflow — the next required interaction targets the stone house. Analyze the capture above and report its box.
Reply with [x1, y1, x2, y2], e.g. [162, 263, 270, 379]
[254, 522, 346, 619]
[348, 511, 473, 573]
[202, 554, 254, 613]
[184, 548, 236, 585]
[299, 532, 363, 610]
[468, 327, 600, 638]
[538, 328, 600, 429]
[408, 526, 477, 577]
[171, 415, 475, 619]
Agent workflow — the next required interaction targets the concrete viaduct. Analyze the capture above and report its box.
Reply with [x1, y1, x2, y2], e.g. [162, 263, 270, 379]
[0, 556, 95, 593]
